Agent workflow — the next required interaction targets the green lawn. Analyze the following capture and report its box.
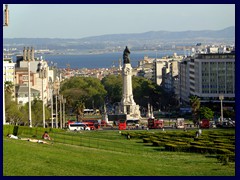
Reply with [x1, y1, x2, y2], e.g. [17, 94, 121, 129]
[3, 129, 235, 176]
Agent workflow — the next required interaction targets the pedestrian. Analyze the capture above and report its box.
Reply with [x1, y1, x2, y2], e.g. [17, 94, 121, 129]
[127, 134, 131, 140]
[198, 129, 202, 136]
[195, 131, 199, 138]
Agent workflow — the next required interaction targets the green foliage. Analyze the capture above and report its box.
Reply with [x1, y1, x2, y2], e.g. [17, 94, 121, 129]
[5, 83, 51, 126]
[124, 129, 235, 163]
[189, 95, 201, 124]
[4, 81, 14, 94]
[61, 76, 107, 110]
[101, 74, 176, 111]
[200, 106, 214, 120]
[5, 92, 28, 125]
[132, 76, 156, 106]
[101, 74, 123, 103]
[22, 99, 51, 126]
[73, 101, 85, 121]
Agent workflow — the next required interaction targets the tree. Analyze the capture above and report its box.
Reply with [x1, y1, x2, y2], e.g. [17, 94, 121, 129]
[132, 76, 155, 105]
[23, 98, 51, 127]
[61, 77, 107, 112]
[102, 74, 174, 113]
[4, 82, 27, 125]
[74, 101, 85, 121]
[189, 95, 201, 125]
[4, 81, 14, 94]
[101, 74, 122, 103]
[5, 100, 26, 125]
[200, 106, 214, 120]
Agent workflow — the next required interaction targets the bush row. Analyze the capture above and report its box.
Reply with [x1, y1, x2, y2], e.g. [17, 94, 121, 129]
[131, 129, 235, 161]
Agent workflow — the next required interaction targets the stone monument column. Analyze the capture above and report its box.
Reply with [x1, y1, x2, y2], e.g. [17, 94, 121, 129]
[120, 46, 140, 119]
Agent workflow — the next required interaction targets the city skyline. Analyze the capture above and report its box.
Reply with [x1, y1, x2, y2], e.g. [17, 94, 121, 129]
[3, 4, 235, 39]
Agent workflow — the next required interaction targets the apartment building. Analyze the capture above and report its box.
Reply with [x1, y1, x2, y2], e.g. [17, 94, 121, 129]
[179, 52, 235, 105]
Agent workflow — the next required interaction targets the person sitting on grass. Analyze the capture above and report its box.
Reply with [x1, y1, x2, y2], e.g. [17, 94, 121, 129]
[42, 131, 51, 140]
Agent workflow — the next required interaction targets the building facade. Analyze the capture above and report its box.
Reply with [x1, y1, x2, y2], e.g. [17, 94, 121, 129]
[179, 52, 235, 105]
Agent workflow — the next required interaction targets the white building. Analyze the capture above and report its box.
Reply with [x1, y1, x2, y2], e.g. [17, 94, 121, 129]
[3, 58, 15, 83]
[179, 52, 235, 105]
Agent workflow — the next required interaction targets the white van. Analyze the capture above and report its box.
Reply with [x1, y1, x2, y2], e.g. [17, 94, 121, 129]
[69, 123, 91, 131]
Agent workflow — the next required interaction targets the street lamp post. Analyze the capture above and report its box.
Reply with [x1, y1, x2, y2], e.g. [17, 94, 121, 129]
[49, 80, 54, 128]
[59, 95, 63, 129]
[55, 94, 58, 128]
[28, 48, 32, 127]
[38, 61, 47, 128]
[219, 94, 224, 125]
[63, 98, 66, 128]
[54, 78, 60, 128]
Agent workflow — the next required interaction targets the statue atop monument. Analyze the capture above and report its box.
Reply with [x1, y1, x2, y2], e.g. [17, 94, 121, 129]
[123, 46, 130, 64]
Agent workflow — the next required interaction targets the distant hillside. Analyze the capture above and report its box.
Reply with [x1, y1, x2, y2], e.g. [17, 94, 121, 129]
[80, 26, 235, 42]
[3, 26, 235, 52]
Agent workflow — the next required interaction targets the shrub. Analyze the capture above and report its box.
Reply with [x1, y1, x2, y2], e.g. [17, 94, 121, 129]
[217, 154, 235, 164]
[216, 148, 232, 154]
[165, 143, 177, 151]
[143, 138, 151, 143]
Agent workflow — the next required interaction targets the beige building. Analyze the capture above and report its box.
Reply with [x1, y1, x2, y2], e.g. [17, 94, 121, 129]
[15, 47, 51, 105]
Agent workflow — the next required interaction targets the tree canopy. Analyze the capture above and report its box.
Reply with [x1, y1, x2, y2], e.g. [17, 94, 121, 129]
[200, 106, 214, 120]
[189, 95, 201, 124]
[61, 77, 107, 112]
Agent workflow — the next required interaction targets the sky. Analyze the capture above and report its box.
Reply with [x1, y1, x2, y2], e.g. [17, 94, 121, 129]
[3, 4, 235, 39]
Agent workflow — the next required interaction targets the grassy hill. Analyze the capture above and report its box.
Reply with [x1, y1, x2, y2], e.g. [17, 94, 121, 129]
[3, 126, 235, 176]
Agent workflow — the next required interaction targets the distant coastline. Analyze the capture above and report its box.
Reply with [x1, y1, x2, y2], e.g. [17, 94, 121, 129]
[45, 50, 186, 69]
[13, 50, 186, 69]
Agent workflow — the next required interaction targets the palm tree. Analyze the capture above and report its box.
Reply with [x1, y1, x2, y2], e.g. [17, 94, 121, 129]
[189, 95, 201, 125]
[4, 81, 14, 94]
[74, 101, 85, 122]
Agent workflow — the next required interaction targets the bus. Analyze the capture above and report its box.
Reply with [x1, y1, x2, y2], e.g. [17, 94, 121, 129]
[68, 123, 91, 131]
[108, 114, 127, 130]
[118, 119, 127, 130]
[82, 119, 100, 130]
[148, 118, 164, 129]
